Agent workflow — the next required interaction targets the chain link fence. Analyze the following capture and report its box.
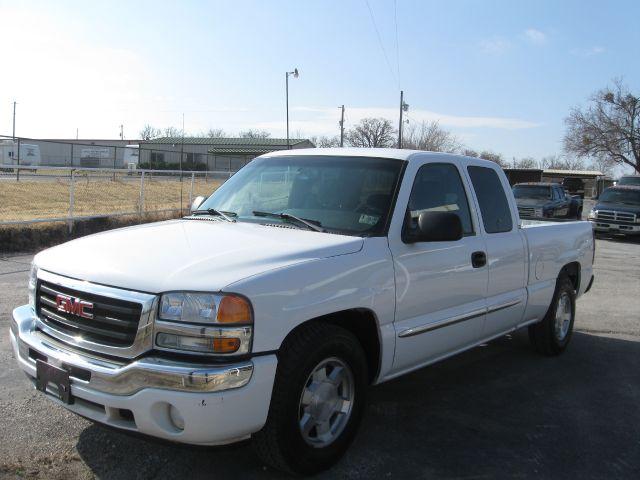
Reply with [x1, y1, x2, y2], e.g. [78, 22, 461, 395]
[0, 166, 231, 229]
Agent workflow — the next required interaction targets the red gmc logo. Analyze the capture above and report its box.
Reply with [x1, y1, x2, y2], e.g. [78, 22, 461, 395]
[55, 294, 94, 319]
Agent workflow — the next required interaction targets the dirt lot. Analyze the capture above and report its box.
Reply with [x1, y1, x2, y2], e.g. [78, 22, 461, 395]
[0, 234, 639, 479]
[0, 175, 222, 222]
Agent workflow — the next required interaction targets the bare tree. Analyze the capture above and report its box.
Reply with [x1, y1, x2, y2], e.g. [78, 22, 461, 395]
[139, 124, 161, 141]
[564, 79, 640, 173]
[540, 154, 584, 170]
[163, 126, 182, 138]
[206, 128, 226, 138]
[309, 135, 340, 148]
[463, 149, 479, 158]
[346, 117, 396, 148]
[514, 157, 539, 168]
[402, 121, 461, 152]
[479, 150, 506, 167]
[239, 129, 271, 139]
[588, 154, 616, 176]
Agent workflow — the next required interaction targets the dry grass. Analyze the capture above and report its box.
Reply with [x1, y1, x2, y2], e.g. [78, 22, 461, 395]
[0, 176, 222, 222]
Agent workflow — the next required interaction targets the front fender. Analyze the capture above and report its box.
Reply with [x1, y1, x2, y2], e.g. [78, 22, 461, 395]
[223, 237, 396, 380]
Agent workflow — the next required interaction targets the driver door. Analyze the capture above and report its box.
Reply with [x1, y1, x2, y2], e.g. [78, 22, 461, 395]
[387, 159, 488, 375]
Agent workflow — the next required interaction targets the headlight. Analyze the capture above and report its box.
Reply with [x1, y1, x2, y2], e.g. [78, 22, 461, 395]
[588, 209, 597, 220]
[159, 292, 251, 324]
[28, 263, 38, 311]
[156, 292, 253, 355]
[534, 208, 543, 217]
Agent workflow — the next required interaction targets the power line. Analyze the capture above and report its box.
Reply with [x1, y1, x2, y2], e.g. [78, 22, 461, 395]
[364, 0, 398, 88]
[393, 0, 401, 89]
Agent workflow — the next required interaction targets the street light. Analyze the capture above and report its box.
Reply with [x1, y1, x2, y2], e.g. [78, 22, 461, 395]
[286, 68, 299, 149]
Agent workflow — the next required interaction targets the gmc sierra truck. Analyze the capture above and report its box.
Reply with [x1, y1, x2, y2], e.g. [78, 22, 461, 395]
[10, 149, 595, 474]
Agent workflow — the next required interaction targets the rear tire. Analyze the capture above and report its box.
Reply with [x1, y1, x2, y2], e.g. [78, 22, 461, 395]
[252, 322, 368, 475]
[529, 274, 576, 356]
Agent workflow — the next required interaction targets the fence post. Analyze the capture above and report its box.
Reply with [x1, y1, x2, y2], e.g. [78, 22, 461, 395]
[113, 146, 117, 180]
[139, 170, 145, 215]
[189, 172, 195, 207]
[68, 169, 75, 234]
[16, 138, 21, 181]
[70, 143, 74, 167]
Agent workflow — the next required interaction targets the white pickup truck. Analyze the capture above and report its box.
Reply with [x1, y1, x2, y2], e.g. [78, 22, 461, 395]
[10, 149, 595, 474]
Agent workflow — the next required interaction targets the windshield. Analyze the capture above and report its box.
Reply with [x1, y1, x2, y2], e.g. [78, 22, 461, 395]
[199, 155, 404, 235]
[618, 176, 640, 186]
[599, 188, 640, 205]
[512, 185, 551, 199]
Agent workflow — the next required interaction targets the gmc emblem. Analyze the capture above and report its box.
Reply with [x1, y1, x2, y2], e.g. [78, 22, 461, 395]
[55, 294, 94, 319]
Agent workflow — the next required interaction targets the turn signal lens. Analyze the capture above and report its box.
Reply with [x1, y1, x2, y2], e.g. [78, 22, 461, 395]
[217, 295, 252, 324]
[213, 337, 241, 353]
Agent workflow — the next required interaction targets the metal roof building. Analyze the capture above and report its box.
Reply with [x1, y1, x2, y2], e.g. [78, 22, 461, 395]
[139, 137, 315, 171]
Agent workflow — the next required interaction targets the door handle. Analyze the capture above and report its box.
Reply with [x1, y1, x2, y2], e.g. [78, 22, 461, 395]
[471, 251, 487, 268]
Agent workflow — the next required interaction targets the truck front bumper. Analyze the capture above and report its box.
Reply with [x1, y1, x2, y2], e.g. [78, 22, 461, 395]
[10, 304, 277, 446]
[589, 219, 640, 235]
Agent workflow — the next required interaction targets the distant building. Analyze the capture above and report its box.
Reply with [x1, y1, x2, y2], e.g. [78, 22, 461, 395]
[139, 137, 315, 171]
[541, 169, 604, 197]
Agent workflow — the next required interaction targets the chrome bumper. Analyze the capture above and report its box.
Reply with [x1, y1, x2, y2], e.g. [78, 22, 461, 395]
[11, 304, 253, 395]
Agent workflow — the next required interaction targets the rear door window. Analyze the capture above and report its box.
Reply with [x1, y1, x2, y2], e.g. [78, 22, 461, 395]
[467, 166, 513, 233]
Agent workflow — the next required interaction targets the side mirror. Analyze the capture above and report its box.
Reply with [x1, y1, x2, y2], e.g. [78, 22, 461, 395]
[404, 211, 463, 243]
[190, 196, 206, 213]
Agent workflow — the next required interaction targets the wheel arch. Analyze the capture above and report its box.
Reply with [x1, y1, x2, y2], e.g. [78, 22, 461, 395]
[280, 309, 382, 385]
[559, 261, 581, 292]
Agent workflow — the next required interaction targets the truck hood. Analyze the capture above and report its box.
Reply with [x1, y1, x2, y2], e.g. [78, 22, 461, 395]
[594, 202, 640, 215]
[515, 198, 551, 208]
[34, 219, 364, 293]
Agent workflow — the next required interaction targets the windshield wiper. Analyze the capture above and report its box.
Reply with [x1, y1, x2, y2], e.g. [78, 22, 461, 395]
[192, 208, 237, 222]
[252, 211, 325, 232]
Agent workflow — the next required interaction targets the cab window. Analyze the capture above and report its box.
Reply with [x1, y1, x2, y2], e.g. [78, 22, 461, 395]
[405, 163, 474, 236]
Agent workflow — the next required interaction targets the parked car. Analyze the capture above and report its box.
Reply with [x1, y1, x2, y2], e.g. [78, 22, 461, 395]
[11, 149, 595, 474]
[513, 182, 582, 219]
[562, 177, 586, 198]
[617, 175, 640, 187]
[588, 185, 640, 236]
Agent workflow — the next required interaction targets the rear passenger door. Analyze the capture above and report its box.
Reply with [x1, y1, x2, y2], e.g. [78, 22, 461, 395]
[466, 165, 527, 338]
[388, 160, 489, 374]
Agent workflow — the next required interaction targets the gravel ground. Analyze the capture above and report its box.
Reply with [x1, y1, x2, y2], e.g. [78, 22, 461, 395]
[1, 231, 639, 479]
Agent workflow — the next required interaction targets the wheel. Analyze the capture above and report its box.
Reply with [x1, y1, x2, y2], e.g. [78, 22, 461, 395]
[252, 322, 368, 475]
[528, 274, 576, 356]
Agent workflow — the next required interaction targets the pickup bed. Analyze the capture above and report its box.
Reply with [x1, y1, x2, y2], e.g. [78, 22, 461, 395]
[10, 149, 595, 474]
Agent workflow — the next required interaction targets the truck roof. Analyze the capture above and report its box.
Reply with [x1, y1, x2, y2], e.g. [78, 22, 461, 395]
[514, 182, 558, 187]
[261, 147, 500, 167]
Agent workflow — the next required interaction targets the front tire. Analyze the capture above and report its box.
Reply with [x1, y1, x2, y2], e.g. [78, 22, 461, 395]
[529, 274, 576, 355]
[252, 322, 368, 475]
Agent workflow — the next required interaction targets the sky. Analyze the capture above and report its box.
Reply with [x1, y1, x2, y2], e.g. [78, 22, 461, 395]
[1, 0, 639, 170]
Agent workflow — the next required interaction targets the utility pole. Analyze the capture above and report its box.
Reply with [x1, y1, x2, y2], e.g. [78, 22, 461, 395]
[285, 68, 299, 149]
[398, 91, 408, 148]
[76, 128, 79, 140]
[339, 105, 345, 147]
[12, 101, 16, 141]
[120, 124, 124, 140]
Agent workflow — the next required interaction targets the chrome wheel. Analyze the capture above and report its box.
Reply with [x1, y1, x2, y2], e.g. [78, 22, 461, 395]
[298, 357, 354, 448]
[554, 292, 572, 342]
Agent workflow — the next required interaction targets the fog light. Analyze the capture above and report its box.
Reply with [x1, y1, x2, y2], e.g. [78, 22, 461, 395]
[169, 404, 184, 431]
[156, 333, 241, 354]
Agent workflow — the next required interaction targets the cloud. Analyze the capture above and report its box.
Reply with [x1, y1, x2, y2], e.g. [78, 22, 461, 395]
[270, 106, 540, 138]
[570, 46, 605, 57]
[479, 36, 512, 54]
[523, 28, 547, 45]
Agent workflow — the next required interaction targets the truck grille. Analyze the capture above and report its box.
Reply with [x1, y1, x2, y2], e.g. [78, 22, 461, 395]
[596, 210, 636, 223]
[517, 206, 536, 218]
[37, 281, 142, 347]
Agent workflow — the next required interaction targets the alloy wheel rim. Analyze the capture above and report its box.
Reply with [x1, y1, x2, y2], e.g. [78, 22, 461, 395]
[298, 357, 355, 448]
[554, 292, 572, 342]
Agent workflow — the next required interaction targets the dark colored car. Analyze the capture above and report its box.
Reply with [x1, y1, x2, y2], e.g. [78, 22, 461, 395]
[618, 175, 640, 187]
[562, 177, 586, 198]
[513, 183, 583, 219]
[588, 185, 640, 236]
